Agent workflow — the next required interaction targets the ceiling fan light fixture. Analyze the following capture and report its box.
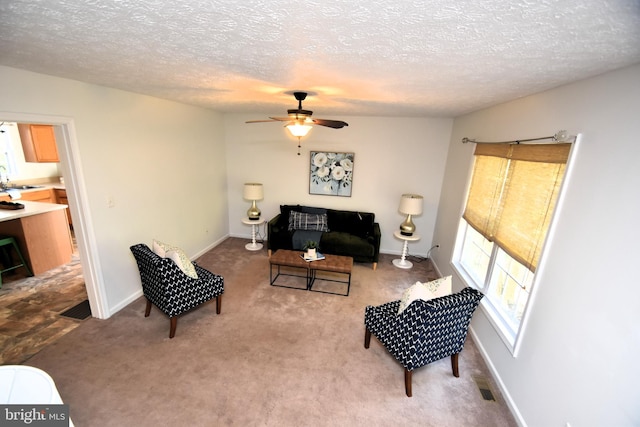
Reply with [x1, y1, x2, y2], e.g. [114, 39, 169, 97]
[246, 92, 347, 154]
[286, 122, 312, 137]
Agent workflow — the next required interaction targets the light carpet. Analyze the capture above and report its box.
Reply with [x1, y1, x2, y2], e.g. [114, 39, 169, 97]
[24, 237, 517, 426]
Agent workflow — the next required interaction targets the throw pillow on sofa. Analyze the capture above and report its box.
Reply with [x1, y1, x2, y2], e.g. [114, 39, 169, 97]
[288, 211, 329, 232]
[279, 205, 301, 227]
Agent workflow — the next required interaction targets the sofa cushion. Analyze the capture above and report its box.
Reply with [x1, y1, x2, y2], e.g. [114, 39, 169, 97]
[292, 230, 324, 250]
[320, 232, 374, 258]
[327, 210, 374, 238]
[288, 211, 329, 232]
[301, 206, 327, 215]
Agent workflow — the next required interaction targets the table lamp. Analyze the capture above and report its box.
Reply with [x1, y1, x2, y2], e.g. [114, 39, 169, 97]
[243, 183, 263, 220]
[398, 193, 423, 236]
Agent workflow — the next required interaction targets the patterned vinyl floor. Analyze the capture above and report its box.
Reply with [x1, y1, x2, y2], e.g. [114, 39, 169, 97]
[0, 244, 86, 365]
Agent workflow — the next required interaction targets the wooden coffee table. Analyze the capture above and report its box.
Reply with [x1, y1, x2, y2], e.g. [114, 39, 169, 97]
[269, 249, 311, 291]
[269, 250, 353, 296]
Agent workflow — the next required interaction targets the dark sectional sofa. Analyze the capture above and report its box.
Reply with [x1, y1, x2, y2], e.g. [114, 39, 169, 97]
[268, 205, 381, 270]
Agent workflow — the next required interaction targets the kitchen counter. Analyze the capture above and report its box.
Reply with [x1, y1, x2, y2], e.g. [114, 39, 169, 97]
[0, 200, 67, 222]
[0, 200, 72, 275]
[0, 181, 65, 193]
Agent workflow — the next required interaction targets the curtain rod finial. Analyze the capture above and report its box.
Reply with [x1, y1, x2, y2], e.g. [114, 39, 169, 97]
[553, 130, 575, 143]
[462, 137, 474, 144]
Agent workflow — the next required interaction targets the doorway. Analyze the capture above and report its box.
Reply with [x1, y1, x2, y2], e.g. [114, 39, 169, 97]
[0, 111, 106, 322]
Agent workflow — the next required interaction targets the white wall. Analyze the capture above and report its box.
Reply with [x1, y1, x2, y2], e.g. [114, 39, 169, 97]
[432, 64, 640, 426]
[0, 66, 228, 317]
[224, 114, 453, 256]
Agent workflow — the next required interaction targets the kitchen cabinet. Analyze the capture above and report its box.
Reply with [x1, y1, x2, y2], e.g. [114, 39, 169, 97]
[17, 124, 60, 163]
[0, 201, 72, 275]
[19, 189, 55, 203]
[0, 189, 55, 203]
[54, 188, 72, 227]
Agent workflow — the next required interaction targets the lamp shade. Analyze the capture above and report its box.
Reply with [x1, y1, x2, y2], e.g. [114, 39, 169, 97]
[399, 194, 423, 215]
[286, 123, 312, 137]
[243, 183, 263, 201]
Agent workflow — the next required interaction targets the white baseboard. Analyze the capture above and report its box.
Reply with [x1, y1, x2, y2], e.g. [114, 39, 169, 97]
[431, 257, 524, 426]
[468, 327, 527, 427]
[431, 257, 442, 277]
[192, 234, 229, 259]
[108, 289, 143, 317]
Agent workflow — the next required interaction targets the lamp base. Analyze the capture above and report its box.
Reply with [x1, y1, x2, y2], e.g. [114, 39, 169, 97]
[247, 201, 261, 221]
[399, 214, 416, 236]
[392, 258, 413, 269]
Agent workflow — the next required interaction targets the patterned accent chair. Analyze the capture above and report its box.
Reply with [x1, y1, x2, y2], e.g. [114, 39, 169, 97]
[130, 243, 224, 338]
[364, 287, 483, 396]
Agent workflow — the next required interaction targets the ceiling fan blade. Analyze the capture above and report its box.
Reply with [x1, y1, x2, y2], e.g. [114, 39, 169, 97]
[312, 118, 349, 129]
[246, 116, 294, 124]
[246, 93, 347, 132]
[246, 119, 279, 123]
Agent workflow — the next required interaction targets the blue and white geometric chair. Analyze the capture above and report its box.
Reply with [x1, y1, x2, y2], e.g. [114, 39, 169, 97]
[364, 287, 483, 396]
[130, 243, 224, 338]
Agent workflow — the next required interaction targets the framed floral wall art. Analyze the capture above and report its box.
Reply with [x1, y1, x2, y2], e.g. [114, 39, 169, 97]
[309, 151, 354, 197]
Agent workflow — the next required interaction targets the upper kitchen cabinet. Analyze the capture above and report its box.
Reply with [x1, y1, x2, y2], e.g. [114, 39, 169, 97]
[17, 124, 60, 163]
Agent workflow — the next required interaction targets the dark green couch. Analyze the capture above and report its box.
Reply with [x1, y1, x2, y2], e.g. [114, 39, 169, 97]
[267, 205, 381, 270]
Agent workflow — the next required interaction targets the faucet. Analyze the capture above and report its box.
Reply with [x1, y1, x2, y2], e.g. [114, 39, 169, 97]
[0, 165, 7, 190]
[0, 165, 13, 190]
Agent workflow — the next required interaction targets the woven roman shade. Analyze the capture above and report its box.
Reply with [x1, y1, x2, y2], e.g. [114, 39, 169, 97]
[463, 143, 571, 272]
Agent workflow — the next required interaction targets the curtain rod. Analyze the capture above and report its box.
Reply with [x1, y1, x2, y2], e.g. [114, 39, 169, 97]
[462, 130, 574, 145]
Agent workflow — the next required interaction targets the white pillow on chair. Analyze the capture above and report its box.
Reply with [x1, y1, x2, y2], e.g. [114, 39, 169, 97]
[152, 240, 198, 279]
[397, 276, 452, 315]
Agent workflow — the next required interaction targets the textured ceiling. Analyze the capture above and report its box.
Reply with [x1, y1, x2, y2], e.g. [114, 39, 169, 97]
[1, 0, 639, 118]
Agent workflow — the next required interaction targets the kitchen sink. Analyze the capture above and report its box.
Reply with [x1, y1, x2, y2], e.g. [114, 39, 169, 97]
[2, 185, 43, 191]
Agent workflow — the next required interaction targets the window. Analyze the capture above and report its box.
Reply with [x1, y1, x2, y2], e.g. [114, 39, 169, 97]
[453, 143, 571, 350]
[0, 124, 19, 181]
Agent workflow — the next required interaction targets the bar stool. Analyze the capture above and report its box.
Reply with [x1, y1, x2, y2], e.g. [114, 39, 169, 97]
[0, 236, 33, 288]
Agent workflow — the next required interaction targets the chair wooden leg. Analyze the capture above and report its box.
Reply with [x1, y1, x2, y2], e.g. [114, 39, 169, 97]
[216, 295, 222, 314]
[144, 299, 152, 317]
[372, 262, 377, 271]
[451, 353, 460, 377]
[405, 368, 412, 397]
[169, 316, 177, 339]
[364, 328, 371, 348]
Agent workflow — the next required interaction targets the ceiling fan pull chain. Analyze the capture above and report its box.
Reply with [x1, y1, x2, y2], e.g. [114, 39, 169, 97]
[297, 136, 302, 155]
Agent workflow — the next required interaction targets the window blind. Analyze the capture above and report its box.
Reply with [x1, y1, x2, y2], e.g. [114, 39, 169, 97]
[463, 143, 571, 272]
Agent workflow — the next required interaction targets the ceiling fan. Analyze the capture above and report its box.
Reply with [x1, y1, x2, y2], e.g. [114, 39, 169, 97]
[246, 91, 348, 154]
